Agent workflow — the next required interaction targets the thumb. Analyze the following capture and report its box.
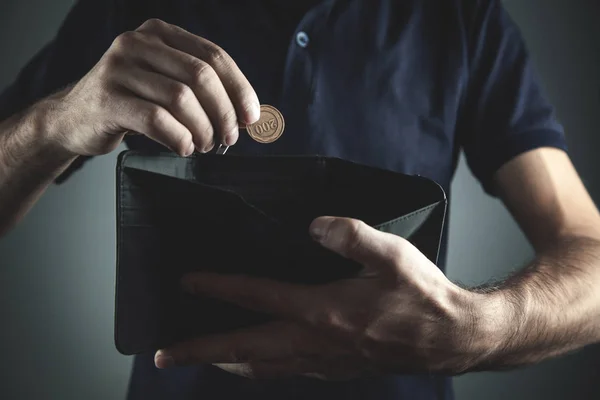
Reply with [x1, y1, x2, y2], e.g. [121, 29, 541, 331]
[309, 216, 400, 267]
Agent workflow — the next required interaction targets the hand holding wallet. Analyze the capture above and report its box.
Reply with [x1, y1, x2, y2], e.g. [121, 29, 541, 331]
[114, 151, 447, 355]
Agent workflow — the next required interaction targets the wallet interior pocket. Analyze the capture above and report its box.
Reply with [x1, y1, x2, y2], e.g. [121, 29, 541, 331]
[187, 155, 433, 233]
[118, 166, 362, 349]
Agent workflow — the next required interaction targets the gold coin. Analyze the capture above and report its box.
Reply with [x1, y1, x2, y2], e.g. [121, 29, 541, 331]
[245, 105, 285, 144]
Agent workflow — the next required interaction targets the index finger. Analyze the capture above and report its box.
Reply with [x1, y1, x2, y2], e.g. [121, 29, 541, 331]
[181, 272, 323, 321]
[139, 19, 260, 124]
[155, 321, 310, 368]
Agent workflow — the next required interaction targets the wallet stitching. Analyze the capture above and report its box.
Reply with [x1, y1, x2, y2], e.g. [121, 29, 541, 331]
[116, 164, 125, 352]
[374, 203, 439, 231]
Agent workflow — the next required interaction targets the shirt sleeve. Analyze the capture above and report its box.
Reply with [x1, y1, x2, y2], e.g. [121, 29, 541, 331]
[0, 0, 124, 183]
[457, 0, 568, 196]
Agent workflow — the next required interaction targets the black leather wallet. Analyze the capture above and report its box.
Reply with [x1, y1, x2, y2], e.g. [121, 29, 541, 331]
[115, 151, 447, 355]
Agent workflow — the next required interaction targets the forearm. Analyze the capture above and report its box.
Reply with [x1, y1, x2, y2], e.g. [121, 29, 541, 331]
[0, 98, 77, 237]
[470, 234, 600, 371]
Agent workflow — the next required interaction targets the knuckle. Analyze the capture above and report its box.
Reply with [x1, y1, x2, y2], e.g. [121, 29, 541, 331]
[139, 18, 164, 31]
[204, 45, 228, 66]
[219, 108, 238, 129]
[143, 106, 168, 130]
[342, 220, 364, 253]
[169, 83, 194, 110]
[112, 30, 139, 51]
[190, 60, 214, 87]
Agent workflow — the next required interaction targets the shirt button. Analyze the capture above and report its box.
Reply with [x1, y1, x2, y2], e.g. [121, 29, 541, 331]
[296, 31, 309, 48]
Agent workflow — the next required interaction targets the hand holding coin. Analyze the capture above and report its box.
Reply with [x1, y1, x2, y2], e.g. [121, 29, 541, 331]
[45, 18, 262, 158]
[217, 105, 285, 154]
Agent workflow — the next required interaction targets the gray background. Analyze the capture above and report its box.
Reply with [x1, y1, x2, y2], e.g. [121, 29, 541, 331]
[0, 0, 598, 399]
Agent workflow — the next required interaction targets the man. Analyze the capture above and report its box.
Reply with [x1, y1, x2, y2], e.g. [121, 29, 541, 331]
[0, 0, 599, 399]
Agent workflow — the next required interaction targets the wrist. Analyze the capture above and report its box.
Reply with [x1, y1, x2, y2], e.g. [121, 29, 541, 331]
[443, 282, 516, 372]
[32, 92, 80, 160]
[0, 99, 75, 173]
[461, 289, 518, 370]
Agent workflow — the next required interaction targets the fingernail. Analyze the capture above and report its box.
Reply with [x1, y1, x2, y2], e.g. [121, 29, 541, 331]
[225, 129, 238, 146]
[309, 218, 332, 242]
[245, 102, 260, 124]
[203, 140, 215, 153]
[155, 350, 175, 369]
[186, 141, 195, 157]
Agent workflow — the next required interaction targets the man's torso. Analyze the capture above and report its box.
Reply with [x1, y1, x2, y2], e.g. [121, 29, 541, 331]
[123, 1, 470, 398]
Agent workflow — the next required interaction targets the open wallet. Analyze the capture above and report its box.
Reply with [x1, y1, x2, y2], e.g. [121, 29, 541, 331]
[114, 150, 447, 355]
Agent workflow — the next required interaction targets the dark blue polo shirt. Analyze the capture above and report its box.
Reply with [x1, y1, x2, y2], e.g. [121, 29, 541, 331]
[0, 0, 567, 399]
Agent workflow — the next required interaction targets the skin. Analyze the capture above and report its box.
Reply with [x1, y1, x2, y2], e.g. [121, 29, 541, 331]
[156, 148, 600, 378]
[1, 19, 600, 380]
[0, 19, 259, 237]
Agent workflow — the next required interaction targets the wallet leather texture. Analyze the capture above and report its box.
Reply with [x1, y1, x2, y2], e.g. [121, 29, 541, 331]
[115, 151, 447, 355]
